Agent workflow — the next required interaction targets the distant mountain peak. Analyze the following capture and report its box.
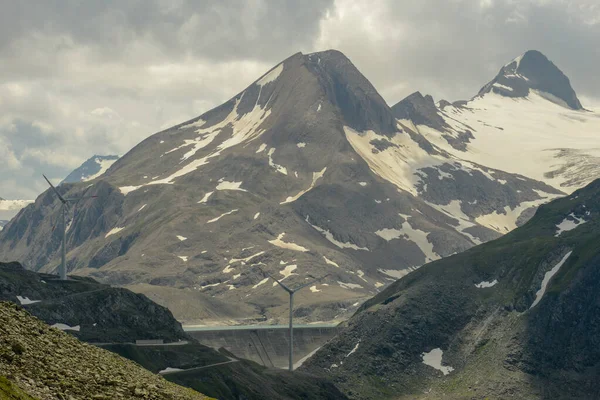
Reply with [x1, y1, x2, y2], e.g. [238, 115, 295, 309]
[391, 91, 449, 132]
[61, 155, 120, 184]
[177, 49, 397, 139]
[478, 50, 583, 110]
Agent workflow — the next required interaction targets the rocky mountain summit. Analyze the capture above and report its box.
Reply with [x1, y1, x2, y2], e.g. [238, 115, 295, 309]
[477, 50, 583, 110]
[302, 178, 600, 399]
[0, 301, 211, 400]
[0, 49, 596, 324]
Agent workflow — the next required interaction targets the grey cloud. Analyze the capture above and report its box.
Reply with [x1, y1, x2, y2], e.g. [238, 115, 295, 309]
[0, 0, 599, 200]
[319, 0, 600, 104]
[0, 0, 333, 64]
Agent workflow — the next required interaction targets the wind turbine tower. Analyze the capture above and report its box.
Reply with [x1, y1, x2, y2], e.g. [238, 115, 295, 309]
[43, 175, 96, 280]
[258, 267, 329, 371]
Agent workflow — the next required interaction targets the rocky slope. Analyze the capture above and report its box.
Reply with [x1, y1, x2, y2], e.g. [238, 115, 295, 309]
[1, 49, 595, 324]
[0, 262, 188, 343]
[0, 301, 211, 400]
[0, 375, 37, 400]
[61, 155, 120, 184]
[302, 178, 600, 399]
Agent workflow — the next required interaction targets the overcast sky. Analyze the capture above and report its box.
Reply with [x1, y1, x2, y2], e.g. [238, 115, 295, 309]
[1, 0, 599, 199]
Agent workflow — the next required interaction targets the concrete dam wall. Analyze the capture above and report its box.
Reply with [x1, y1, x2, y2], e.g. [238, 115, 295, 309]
[185, 324, 340, 369]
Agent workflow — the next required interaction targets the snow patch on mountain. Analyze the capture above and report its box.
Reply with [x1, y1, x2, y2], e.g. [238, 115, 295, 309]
[252, 278, 269, 289]
[82, 158, 117, 181]
[268, 148, 288, 175]
[344, 126, 436, 196]
[207, 209, 238, 223]
[256, 143, 267, 153]
[198, 192, 213, 203]
[338, 281, 363, 290]
[51, 323, 81, 332]
[257, 63, 283, 86]
[530, 251, 573, 309]
[422, 348, 454, 375]
[555, 213, 587, 236]
[375, 228, 402, 241]
[281, 167, 326, 204]
[475, 280, 498, 288]
[475, 191, 562, 233]
[227, 251, 265, 266]
[278, 264, 297, 281]
[105, 227, 125, 238]
[424, 200, 481, 244]
[307, 216, 369, 251]
[268, 233, 309, 252]
[323, 256, 340, 268]
[216, 181, 246, 191]
[16, 296, 41, 305]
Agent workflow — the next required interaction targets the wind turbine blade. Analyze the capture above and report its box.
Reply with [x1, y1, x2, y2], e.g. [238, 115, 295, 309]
[43, 174, 66, 203]
[270, 275, 292, 293]
[291, 274, 331, 293]
[255, 265, 292, 293]
[77, 184, 93, 202]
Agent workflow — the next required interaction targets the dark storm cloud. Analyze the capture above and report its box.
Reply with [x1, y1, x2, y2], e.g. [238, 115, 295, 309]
[0, 0, 598, 199]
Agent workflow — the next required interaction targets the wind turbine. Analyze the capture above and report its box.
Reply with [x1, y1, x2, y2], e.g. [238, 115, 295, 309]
[43, 175, 96, 280]
[256, 266, 330, 371]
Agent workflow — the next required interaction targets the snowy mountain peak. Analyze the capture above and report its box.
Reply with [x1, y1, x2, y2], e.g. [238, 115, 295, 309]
[478, 50, 583, 110]
[62, 155, 120, 184]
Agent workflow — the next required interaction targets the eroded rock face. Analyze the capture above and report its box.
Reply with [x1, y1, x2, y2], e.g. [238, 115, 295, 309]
[0, 301, 210, 400]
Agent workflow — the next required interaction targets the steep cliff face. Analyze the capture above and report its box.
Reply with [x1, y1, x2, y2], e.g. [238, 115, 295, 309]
[302, 178, 600, 399]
